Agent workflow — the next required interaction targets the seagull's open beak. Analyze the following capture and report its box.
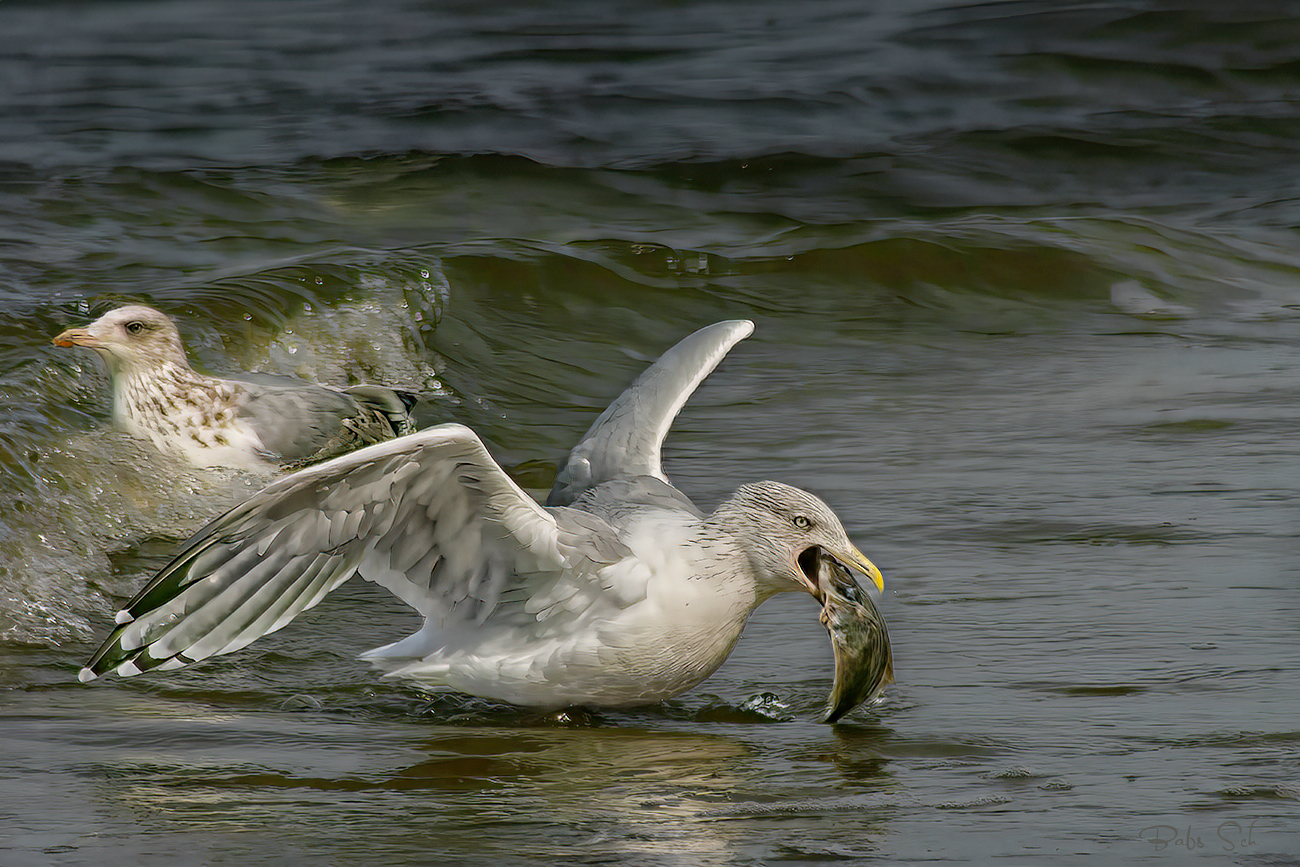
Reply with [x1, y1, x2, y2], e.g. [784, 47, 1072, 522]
[797, 543, 884, 601]
[829, 544, 884, 594]
[52, 327, 99, 349]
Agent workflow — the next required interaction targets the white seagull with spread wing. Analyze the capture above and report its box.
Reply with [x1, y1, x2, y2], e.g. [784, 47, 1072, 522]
[82, 320, 892, 720]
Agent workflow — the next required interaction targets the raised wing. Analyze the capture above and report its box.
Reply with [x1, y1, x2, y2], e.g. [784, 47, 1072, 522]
[547, 319, 754, 506]
[81, 424, 580, 681]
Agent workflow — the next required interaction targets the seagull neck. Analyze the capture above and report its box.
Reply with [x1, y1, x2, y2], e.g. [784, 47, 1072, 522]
[113, 361, 236, 432]
[703, 493, 761, 537]
[703, 494, 795, 605]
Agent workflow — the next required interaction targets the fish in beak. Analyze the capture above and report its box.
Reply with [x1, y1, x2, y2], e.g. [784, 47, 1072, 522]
[814, 548, 893, 723]
[796, 541, 883, 599]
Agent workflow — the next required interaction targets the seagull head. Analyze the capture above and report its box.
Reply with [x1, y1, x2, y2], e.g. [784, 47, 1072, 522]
[53, 305, 191, 375]
[723, 481, 884, 601]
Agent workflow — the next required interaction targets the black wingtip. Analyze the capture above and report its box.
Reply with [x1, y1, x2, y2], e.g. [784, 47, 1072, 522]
[82, 621, 191, 681]
[82, 620, 136, 678]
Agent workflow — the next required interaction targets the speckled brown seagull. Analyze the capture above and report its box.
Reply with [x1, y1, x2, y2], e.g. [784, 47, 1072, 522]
[54, 305, 416, 471]
[80, 320, 893, 721]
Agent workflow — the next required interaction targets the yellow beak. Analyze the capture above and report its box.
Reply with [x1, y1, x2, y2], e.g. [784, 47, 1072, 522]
[53, 327, 99, 348]
[837, 544, 884, 593]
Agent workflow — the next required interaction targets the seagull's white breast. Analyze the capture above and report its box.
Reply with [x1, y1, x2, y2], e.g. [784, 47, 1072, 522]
[115, 367, 269, 470]
[386, 509, 759, 708]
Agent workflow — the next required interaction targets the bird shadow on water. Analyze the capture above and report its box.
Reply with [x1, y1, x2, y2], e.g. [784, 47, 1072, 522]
[71, 684, 901, 834]
[118, 667, 881, 732]
[39, 633, 907, 867]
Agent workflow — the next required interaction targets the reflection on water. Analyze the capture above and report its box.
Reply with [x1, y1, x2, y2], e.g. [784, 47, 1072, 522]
[9, 689, 791, 865]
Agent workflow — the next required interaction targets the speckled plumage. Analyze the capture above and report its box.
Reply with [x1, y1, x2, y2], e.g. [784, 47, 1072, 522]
[54, 305, 415, 470]
[80, 320, 889, 717]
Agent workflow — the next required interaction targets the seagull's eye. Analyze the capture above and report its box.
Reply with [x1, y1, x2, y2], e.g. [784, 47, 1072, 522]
[792, 515, 812, 530]
[124, 321, 146, 335]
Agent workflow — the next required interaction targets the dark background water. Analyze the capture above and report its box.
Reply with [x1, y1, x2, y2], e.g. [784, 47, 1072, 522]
[2, 1, 1299, 864]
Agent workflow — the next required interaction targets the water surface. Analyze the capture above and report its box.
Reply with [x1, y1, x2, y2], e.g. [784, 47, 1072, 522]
[2, 2, 1299, 864]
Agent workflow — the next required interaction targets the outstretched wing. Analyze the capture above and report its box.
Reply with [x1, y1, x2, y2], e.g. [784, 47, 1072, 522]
[82, 424, 582, 681]
[547, 319, 754, 506]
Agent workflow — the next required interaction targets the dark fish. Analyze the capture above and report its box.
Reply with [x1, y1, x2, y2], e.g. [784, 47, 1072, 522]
[818, 551, 893, 723]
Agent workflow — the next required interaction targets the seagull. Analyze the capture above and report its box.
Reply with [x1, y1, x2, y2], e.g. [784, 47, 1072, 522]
[81, 320, 892, 720]
[53, 305, 416, 471]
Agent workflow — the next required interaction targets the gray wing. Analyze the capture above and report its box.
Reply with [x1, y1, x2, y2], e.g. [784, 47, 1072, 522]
[547, 319, 754, 506]
[228, 375, 415, 465]
[342, 385, 418, 437]
[81, 424, 584, 681]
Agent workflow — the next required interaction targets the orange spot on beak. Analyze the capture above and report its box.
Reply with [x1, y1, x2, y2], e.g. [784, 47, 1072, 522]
[53, 328, 97, 348]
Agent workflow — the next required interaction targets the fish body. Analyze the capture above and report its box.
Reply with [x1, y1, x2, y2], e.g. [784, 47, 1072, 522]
[818, 551, 893, 723]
